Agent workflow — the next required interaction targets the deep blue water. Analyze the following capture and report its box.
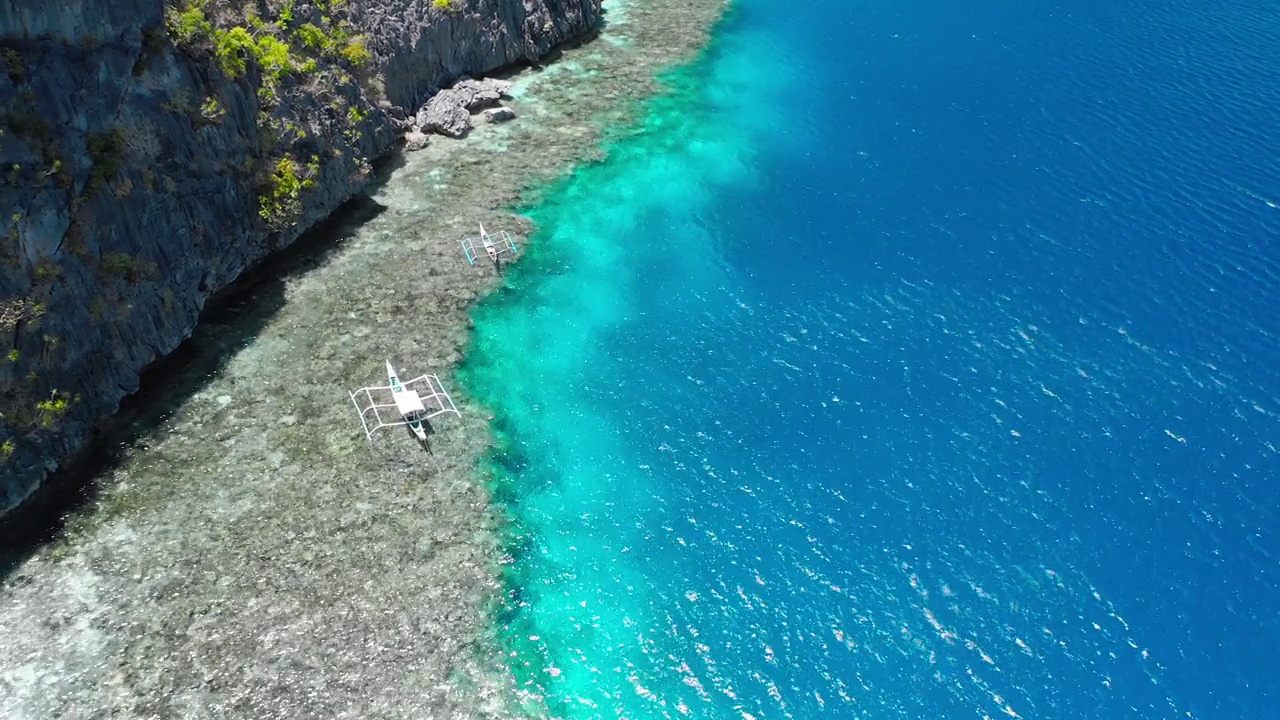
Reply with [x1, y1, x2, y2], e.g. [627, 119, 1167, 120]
[466, 0, 1280, 717]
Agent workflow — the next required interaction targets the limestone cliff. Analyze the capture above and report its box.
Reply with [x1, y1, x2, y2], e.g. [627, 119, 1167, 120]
[0, 0, 600, 514]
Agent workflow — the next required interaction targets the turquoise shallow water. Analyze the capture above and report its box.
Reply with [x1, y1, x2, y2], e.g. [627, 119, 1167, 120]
[464, 0, 1280, 717]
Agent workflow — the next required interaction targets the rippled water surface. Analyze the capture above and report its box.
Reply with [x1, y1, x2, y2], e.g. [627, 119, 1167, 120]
[464, 0, 1280, 717]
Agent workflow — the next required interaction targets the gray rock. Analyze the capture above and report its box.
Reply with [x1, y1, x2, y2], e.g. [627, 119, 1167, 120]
[413, 77, 516, 137]
[455, 77, 513, 110]
[377, 100, 407, 121]
[483, 106, 517, 123]
[403, 130, 430, 151]
[469, 88, 502, 110]
[414, 89, 474, 138]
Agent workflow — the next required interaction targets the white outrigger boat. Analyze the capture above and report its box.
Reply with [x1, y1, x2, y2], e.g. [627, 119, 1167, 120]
[349, 360, 460, 452]
[460, 223, 519, 266]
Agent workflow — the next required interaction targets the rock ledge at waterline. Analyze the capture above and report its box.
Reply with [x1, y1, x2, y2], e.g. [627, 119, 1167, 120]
[0, 0, 600, 515]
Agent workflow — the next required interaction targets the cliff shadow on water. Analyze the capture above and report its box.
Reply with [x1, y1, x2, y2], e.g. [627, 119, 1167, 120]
[0, 153, 403, 577]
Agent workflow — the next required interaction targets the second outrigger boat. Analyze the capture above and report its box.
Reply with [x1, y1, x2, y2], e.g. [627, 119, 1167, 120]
[460, 223, 519, 266]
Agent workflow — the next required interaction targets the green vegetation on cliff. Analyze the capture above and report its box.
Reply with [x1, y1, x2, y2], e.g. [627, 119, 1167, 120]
[0, 298, 44, 334]
[259, 155, 320, 230]
[164, 0, 376, 231]
[167, 0, 373, 81]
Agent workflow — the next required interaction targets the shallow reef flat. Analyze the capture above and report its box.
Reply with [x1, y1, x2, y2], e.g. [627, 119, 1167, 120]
[0, 0, 726, 717]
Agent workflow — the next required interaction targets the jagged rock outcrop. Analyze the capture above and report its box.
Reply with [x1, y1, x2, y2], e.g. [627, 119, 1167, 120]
[413, 76, 512, 137]
[0, 0, 601, 515]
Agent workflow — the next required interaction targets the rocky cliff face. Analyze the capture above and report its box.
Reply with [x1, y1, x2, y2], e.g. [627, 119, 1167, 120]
[0, 0, 600, 515]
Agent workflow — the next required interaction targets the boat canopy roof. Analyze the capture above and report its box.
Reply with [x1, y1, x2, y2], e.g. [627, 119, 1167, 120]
[393, 389, 426, 416]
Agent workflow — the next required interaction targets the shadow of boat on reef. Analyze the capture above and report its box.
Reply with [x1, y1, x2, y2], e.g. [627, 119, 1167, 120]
[0, 153, 406, 581]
